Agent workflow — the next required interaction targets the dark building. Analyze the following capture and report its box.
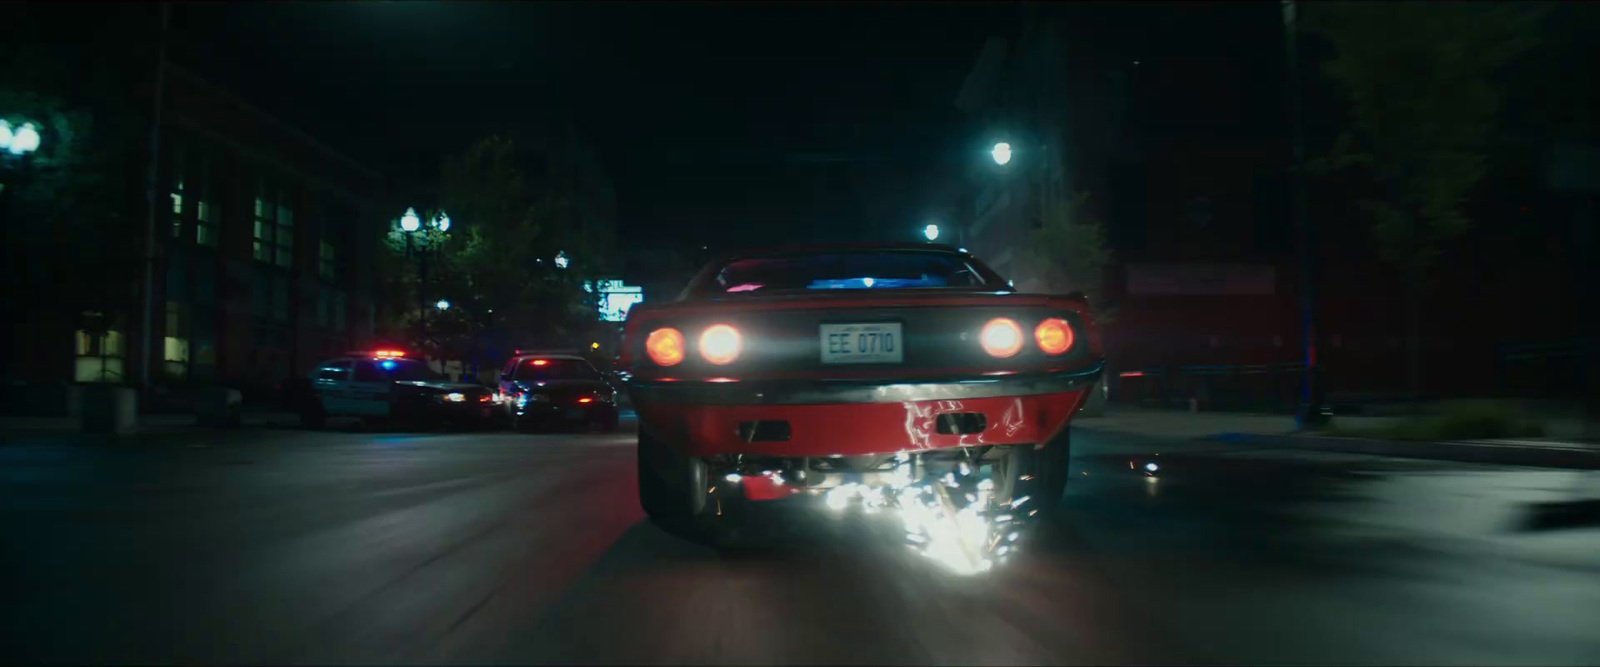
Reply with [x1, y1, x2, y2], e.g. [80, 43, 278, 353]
[8, 62, 389, 411]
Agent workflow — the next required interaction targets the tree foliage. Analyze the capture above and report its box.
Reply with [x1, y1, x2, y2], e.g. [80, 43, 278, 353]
[1305, 1, 1549, 281]
[375, 134, 618, 362]
[1, 35, 147, 336]
[1015, 191, 1113, 319]
[1305, 1, 1549, 397]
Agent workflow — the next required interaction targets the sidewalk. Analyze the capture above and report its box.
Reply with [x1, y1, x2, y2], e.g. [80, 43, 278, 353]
[0, 409, 300, 438]
[1075, 407, 1600, 470]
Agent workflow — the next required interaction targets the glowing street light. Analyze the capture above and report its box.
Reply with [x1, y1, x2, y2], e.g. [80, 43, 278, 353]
[434, 210, 451, 232]
[400, 207, 421, 232]
[554, 250, 569, 269]
[991, 142, 1012, 166]
[923, 224, 940, 241]
[1, 120, 41, 156]
[435, 299, 450, 310]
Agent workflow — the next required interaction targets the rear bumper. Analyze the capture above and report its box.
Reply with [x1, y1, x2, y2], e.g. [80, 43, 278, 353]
[630, 361, 1102, 458]
[513, 402, 617, 423]
[428, 401, 498, 421]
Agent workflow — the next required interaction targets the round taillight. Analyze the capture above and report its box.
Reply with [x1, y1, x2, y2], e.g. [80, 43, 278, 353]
[979, 318, 1025, 358]
[645, 328, 686, 367]
[698, 324, 742, 365]
[1034, 318, 1075, 355]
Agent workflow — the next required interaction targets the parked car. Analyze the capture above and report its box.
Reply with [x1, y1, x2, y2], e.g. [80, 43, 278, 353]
[497, 353, 620, 432]
[299, 350, 497, 430]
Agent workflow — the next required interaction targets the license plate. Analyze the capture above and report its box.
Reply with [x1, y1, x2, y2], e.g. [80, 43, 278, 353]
[565, 408, 586, 420]
[820, 323, 904, 364]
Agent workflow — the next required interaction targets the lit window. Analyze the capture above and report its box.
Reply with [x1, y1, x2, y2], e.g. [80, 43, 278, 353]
[253, 181, 275, 263]
[164, 302, 190, 379]
[320, 239, 336, 280]
[276, 198, 294, 269]
[170, 148, 186, 239]
[74, 314, 125, 383]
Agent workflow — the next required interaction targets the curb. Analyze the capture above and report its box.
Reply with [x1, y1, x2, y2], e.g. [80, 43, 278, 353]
[2, 419, 302, 441]
[1200, 432, 1600, 470]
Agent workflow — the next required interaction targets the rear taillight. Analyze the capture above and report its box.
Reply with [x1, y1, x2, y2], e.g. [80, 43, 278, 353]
[979, 318, 1024, 358]
[698, 324, 742, 365]
[1034, 318, 1074, 355]
[646, 328, 686, 366]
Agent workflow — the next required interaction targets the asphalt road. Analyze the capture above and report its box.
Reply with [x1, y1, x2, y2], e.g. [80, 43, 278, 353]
[3, 420, 1598, 665]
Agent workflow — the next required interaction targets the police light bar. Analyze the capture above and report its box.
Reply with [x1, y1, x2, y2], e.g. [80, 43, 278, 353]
[349, 349, 407, 359]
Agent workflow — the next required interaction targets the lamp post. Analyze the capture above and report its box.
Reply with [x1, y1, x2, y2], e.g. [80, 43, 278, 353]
[1284, 0, 1327, 428]
[923, 224, 940, 242]
[398, 207, 450, 353]
[2, 118, 43, 382]
[140, 1, 173, 394]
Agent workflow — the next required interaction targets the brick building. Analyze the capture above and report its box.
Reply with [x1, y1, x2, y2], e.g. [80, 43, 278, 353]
[9, 63, 389, 410]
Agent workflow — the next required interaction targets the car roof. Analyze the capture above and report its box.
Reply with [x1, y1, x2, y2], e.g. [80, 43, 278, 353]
[511, 354, 588, 362]
[710, 242, 968, 264]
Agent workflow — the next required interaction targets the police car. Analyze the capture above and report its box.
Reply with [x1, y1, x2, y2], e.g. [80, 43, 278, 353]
[300, 350, 497, 429]
[498, 351, 620, 432]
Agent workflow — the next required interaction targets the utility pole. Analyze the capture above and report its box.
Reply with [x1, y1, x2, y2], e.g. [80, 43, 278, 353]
[1285, 0, 1328, 428]
[139, 2, 171, 394]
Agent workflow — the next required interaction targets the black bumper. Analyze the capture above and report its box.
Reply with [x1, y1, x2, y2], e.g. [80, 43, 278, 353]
[512, 402, 618, 423]
[627, 358, 1105, 406]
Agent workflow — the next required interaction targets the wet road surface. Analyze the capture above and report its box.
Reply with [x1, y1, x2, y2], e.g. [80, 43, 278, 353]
[3, 422, 1598, 665]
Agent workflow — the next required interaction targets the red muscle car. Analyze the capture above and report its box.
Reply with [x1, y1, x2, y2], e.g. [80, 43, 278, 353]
[621, 244, 1105, 547]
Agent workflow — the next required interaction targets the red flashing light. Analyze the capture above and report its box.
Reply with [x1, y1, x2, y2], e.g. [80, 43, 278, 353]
[1120, 371, 1145, 378]
[531, 359, 549, 366]
[373, 350, 406, 359]
[577, 397, 594, 404]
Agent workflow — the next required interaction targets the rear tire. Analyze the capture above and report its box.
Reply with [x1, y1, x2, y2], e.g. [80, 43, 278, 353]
[637, 428, 715, 537]
[994, 429, 1072, 516]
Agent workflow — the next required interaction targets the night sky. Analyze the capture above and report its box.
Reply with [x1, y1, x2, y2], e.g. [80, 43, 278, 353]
[169, 2, 1021, 248]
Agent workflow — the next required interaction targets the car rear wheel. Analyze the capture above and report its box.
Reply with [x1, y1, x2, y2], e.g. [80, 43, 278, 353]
[637, 428, 714, 533]
[992, 429, 1071, 516]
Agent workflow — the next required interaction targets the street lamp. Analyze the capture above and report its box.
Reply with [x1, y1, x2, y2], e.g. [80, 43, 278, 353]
[554, 250, 569, 269]
[923, 224, 940, 241]
[436, 299, 450, 311]
[1, 121, 41, 156]
[434, 210, 450, 233]
[991, 142, 1012, 166]
[400, 207, 421, 232]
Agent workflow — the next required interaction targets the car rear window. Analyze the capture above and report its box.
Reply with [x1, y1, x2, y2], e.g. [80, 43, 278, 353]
[514, 358, 601, 381]
[707, 251, 1001, 294]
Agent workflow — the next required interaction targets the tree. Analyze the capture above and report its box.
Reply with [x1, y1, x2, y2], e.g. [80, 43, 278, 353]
[1305, 1, 1549, 400]
[2, 32, 148, 382]
[1013, 190, 1114, 320]
[373, 132, 619, 368]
